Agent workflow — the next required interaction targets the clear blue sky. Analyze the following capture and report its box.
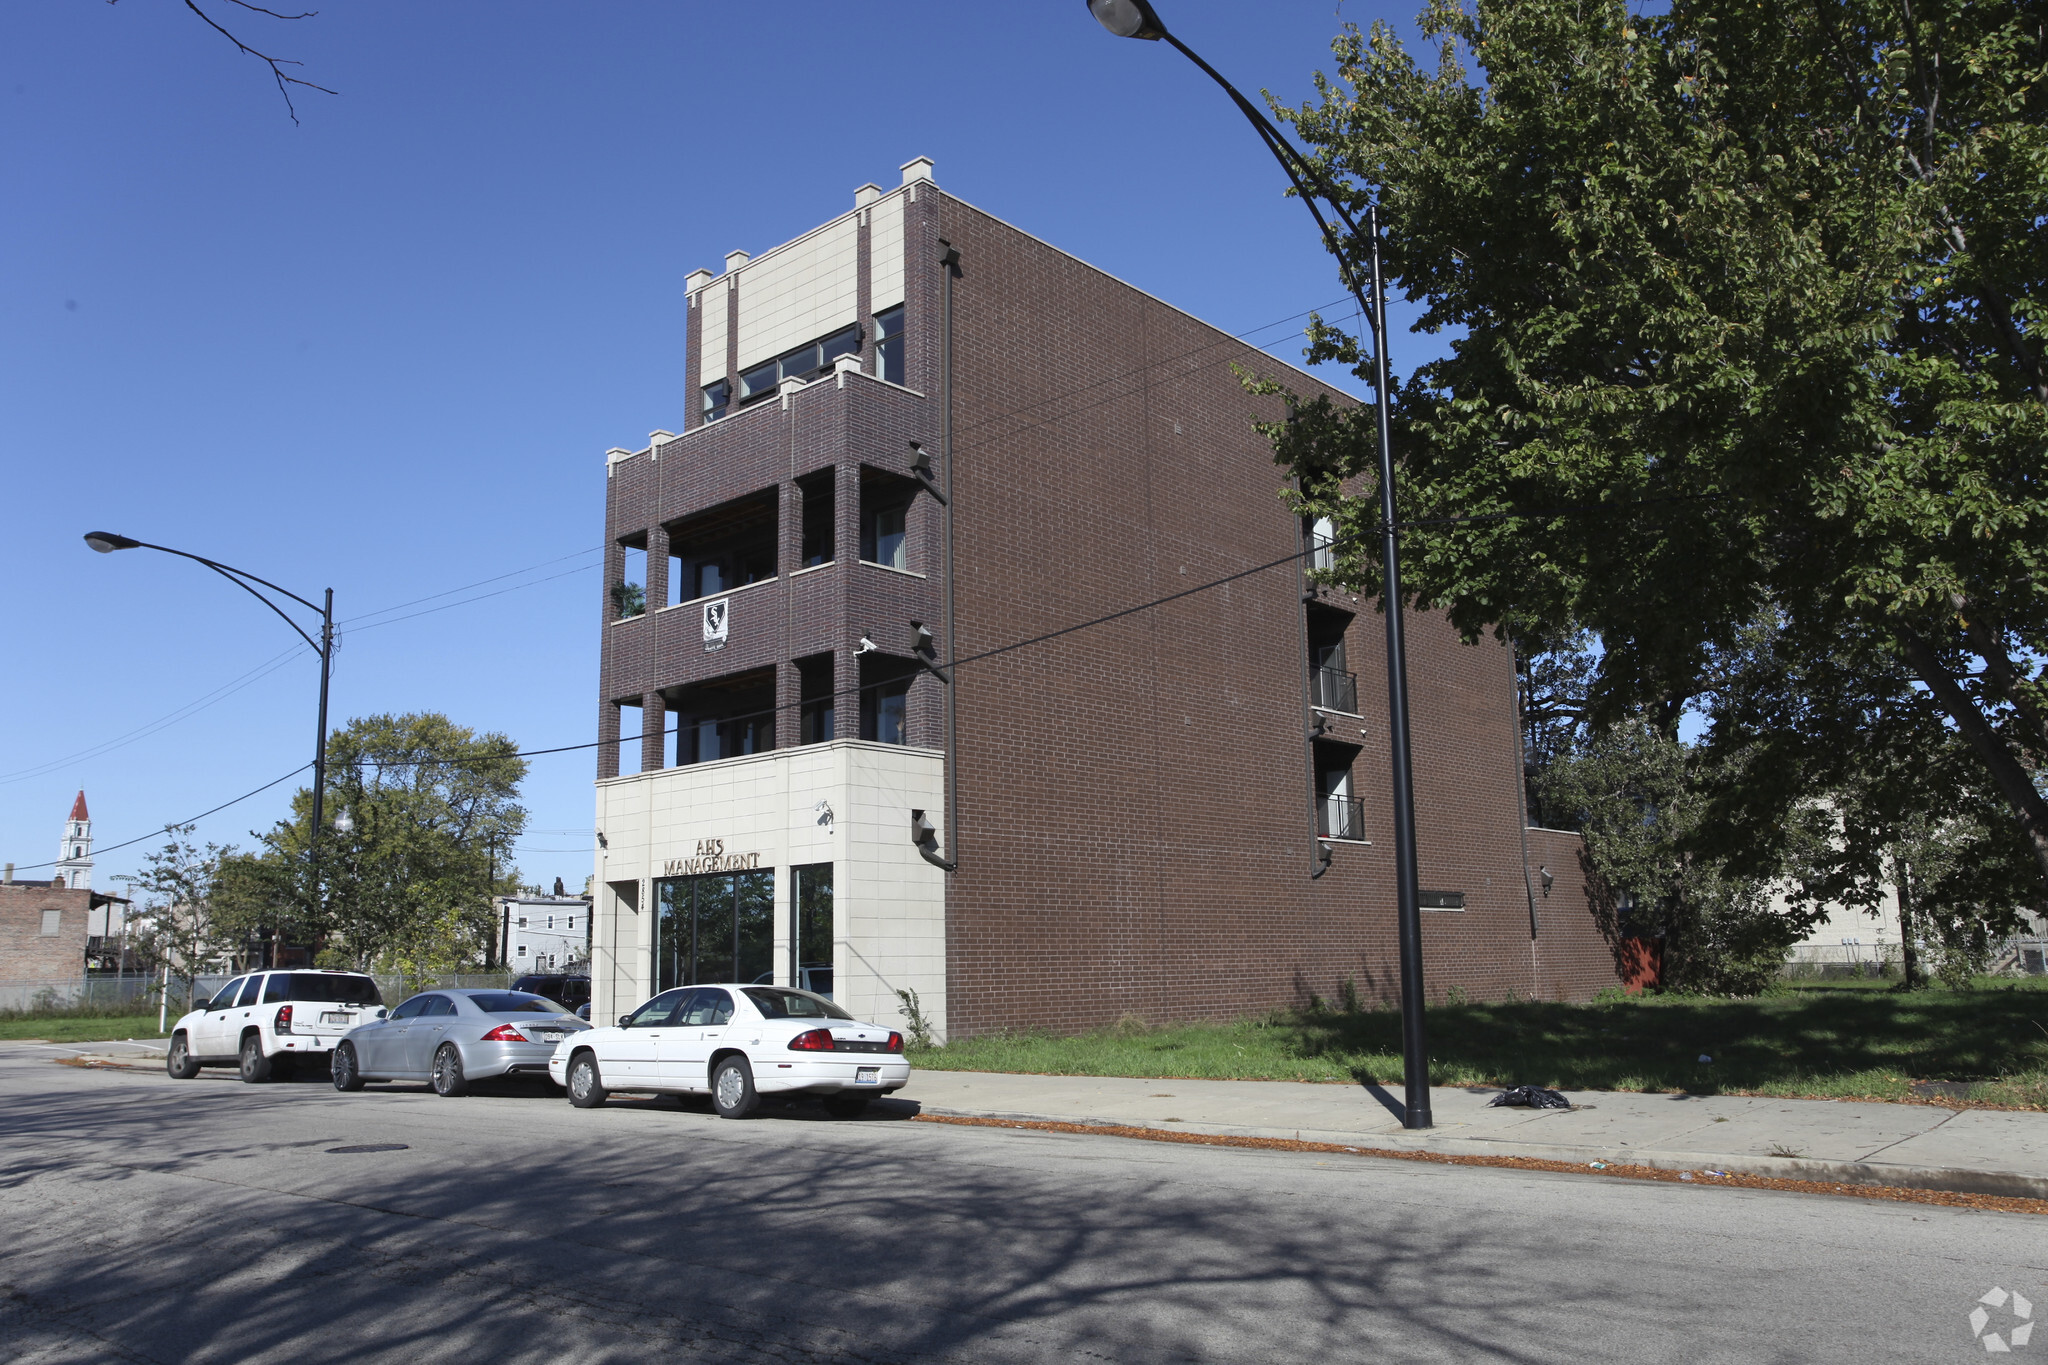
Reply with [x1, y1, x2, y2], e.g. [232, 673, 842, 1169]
[2, 1, 1430, 896]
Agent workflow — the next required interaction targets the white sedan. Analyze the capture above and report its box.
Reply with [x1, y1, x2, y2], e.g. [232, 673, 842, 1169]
[549, 983, 909, 1119]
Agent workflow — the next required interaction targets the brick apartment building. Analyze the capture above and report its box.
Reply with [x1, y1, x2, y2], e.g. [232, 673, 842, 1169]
[590, 158, 1619, 1039]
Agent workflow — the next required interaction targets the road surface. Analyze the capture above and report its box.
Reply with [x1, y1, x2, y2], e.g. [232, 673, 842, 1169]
[0, 1044, 2040, 1362]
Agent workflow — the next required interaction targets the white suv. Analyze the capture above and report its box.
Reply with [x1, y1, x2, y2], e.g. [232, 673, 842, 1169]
[167, 970, 386, 1083]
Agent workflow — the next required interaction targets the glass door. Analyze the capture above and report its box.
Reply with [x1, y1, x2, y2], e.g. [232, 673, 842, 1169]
[655, 871, 775, 990]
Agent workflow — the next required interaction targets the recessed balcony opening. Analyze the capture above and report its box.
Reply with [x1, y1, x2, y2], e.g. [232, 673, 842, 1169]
[614, 536, 647, 620]
[797, 653, 835, 744]
[797, 470, 835, 569]
[859, 654, 917, 745]
[669, 667, 776, 765]
[614, 700, 642, 775]
[667, 491, 778, 606]
[1314, 740, 1365, 841]
[1307, 603, 1358, 714]
[860, 467, 921, 573]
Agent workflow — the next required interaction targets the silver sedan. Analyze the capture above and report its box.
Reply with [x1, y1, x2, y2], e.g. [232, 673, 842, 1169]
[331, 988, 589, 1096]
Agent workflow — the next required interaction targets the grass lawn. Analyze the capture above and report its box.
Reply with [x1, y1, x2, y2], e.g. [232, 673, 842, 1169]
[908, 977, 2048, 1109]
[0, 1015, 168, 1044]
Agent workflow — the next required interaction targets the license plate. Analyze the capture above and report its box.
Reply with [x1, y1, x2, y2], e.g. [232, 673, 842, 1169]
[321, 1012, 351, 1025]
[536, 1031, 564, 1043]
[855, 1067, 880, 1084]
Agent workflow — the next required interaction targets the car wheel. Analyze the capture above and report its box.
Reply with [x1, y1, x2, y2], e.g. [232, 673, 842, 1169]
[238, 1032, 273, 1084]
[431, 1044, 469, 1098]
[711, 1056, 759, 1119]
[331, 1042, 366, 1092]
[166, 1033, 201, 1080]
[822, 1094, 870, 1119]
[567, 1052, 607, 1109]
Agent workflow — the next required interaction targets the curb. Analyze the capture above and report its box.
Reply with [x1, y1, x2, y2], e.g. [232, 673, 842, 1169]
[920, 1105, 2048, 1202]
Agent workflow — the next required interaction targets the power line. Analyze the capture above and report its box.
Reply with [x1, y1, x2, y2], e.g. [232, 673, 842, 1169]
[0, 643, 306, 787]
[5, 764, 314, 873]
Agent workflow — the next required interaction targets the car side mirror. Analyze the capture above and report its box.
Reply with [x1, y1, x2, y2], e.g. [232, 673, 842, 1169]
[375, 1008, 388, 1020]
[618, 1014, 633, 1028]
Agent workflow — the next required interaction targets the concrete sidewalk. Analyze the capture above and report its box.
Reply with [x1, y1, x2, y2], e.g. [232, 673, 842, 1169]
[901, 1069, 2048, 1200]
[30, 1039, 2048, 1199]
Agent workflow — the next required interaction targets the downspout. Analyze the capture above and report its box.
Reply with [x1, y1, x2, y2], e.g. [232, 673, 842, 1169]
[1510, 637, 1540, 941]
[1297, 477, 1331, 880]
[916, 240, 961, 874]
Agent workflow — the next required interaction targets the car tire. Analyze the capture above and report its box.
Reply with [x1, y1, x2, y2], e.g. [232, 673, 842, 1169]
[166, 1033, 201, 1080]
[331, 1042, 366, 1092]
[238, 1032, 273, 1084]
[822, 1094, 870, 1119]
[431, 1044, 469, 1098]
[567, 1052, 607, 1109]
[711, 1056, 759, 1119]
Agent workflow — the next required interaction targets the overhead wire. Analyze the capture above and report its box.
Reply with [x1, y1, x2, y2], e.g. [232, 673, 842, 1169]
[4, 763, 314, 873]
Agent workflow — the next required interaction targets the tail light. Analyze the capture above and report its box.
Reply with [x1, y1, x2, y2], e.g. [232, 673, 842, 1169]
[886, 1031, 904, 1053]
[481, 1024, 528, 1043]
[274, 1005, 293, 1034]
[788, 1028, 835, 1052]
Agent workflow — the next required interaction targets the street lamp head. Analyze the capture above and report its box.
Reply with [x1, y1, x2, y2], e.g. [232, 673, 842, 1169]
[83, 531, 141, 554]
[1088, 0, 1167, 41]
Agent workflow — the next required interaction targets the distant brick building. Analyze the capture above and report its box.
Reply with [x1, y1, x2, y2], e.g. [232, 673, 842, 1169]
[588, 158, 1618, 1039]
[0, 881, 94, 983]
[3, 794, 130, 984]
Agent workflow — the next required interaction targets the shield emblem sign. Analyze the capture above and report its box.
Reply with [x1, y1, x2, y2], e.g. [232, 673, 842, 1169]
[702, 597, 730, 651]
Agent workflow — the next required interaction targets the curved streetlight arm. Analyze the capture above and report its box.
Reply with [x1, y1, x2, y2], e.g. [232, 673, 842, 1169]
[1151, 31, 1383, 350]
[101, 537, 324, 653]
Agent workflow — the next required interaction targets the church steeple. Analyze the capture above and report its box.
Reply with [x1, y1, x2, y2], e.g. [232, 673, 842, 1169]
[55, 791, 92, 891]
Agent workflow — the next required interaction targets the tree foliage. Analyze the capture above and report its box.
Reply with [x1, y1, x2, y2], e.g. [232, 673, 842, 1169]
[1264, 0, 2048, 892]
[132, 825, 238, 1004]
[1538, 721, 1807, 994]
[222, 712, 527, 971]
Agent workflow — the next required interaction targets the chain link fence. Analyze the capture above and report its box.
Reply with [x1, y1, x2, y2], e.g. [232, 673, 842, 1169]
[0, 970, 524, 1019]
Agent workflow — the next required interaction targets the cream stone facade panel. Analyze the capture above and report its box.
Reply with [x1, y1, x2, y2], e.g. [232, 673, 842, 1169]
[591, 739, 946, 1041]
[869, 189, 906, 311]
[734, 217, 859, 373]
[698, 280, 729, 384]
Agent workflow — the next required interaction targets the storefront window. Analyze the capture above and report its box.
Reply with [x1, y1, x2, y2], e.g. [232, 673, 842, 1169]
[655, 871, 774, 991]
[792, 863, 833, 998]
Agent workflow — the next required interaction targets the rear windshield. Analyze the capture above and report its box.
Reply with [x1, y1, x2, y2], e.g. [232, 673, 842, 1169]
[742, 987, 853, 1021]
[467, 992, 570, 1015]
[287, 974, 382, 1006]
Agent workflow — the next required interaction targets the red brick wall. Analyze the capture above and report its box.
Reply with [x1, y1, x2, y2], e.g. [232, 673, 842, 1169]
[0, 885, 91, 982]
[595, 186, 1623, 1036]
[933, 194, 1620, 1032]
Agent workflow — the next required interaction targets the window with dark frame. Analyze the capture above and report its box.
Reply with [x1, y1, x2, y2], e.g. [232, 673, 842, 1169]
[874, 306, 906, 385]
[701, 377, 730, 424]
[792, 863, 833, 997]
[731, 324, 863, 412]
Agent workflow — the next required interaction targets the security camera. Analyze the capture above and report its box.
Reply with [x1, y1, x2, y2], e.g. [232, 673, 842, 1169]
[855, 635, 878, 655]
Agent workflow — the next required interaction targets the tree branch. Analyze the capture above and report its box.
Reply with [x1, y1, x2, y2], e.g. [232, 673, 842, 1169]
[1896, 623, 2048, 885]
[177, 0, 335, 125]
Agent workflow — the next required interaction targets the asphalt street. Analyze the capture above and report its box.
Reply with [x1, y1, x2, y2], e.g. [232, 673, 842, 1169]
[1, 1045, 2042, 1364]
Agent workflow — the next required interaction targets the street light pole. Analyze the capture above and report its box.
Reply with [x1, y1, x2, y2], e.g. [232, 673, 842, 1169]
[84, 532, 337, 952]
[1088, 0, 1432, 1127]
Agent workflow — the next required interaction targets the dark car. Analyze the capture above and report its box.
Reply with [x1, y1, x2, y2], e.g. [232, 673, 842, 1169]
[512, 973, 590, 1011]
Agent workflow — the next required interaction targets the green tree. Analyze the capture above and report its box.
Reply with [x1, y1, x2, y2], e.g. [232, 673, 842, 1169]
[131, 825, 237, 1010]
[224, 712, 528, 971]
[1539, 719, 1807, 993]
[1263, 0, 2048, 891]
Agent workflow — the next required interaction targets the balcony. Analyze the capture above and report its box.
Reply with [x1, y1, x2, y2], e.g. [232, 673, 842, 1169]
[1318, 795, 1366, 841]
[1312, 666, 1358, 714]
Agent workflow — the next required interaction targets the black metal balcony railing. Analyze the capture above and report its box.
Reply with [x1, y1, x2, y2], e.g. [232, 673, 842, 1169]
[1318, 795, 1365, 841]
[1313, 666, 1358, 714]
